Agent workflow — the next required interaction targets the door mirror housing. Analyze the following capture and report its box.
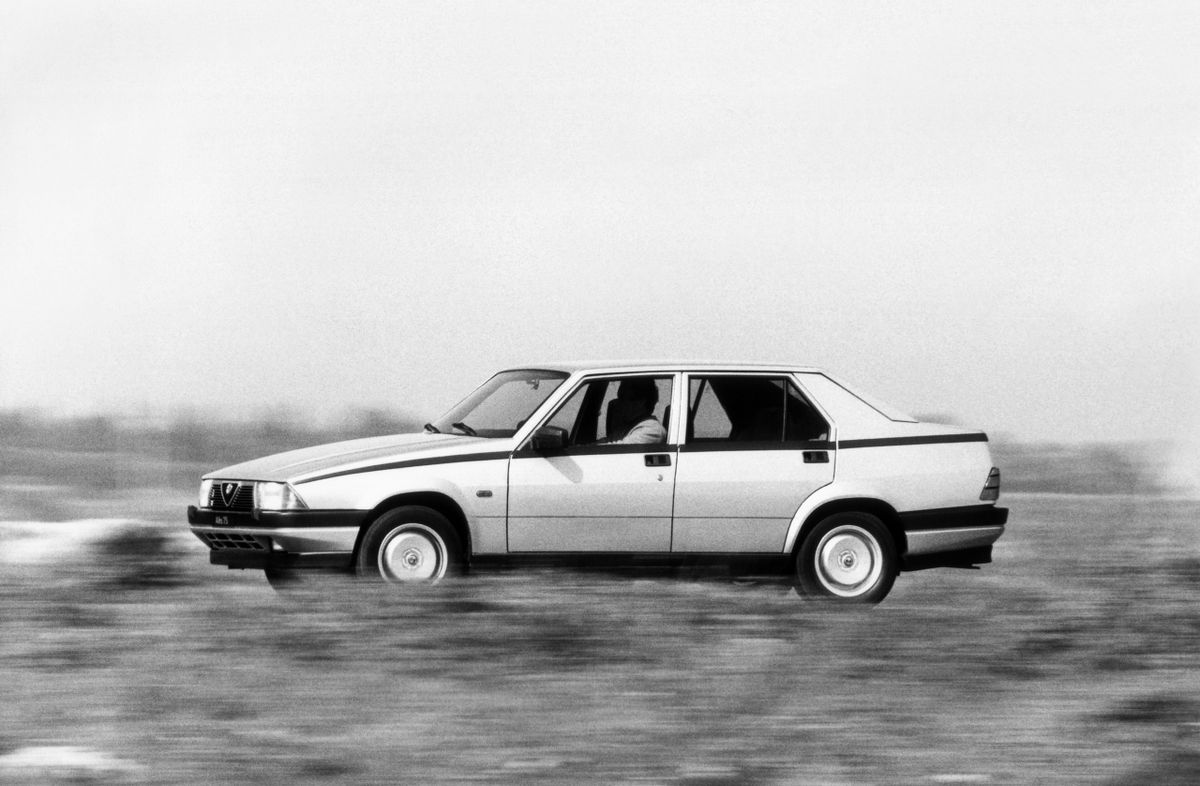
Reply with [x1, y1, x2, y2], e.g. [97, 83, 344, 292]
[529, 425, 567, 452]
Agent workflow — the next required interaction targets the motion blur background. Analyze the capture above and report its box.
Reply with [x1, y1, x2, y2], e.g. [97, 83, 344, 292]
[2, 1, 1197, 457]
[2, 2, 1199, 784]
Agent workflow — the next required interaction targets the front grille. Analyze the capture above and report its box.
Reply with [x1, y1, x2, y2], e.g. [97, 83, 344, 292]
[208, 481, 255, 512]
[199, 532, 269, 551]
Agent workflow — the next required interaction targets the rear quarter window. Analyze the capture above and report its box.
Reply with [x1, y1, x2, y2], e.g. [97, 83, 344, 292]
[795, 373, 907, 435]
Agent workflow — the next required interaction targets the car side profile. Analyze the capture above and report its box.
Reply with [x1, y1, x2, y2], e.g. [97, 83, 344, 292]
[187, 362, 1008, 603]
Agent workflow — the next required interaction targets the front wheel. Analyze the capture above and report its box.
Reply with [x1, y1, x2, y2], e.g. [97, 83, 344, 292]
[356, 506, 462, 584]
[796, 512, 897, 604]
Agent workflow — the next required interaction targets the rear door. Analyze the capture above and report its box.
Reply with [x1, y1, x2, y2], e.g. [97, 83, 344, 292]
[671, 373, 834, 552]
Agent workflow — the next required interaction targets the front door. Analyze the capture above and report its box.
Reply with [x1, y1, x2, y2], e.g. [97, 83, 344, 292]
[507, 374, 677, 552]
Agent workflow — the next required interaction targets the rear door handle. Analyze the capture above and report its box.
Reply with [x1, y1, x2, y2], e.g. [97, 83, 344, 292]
[803, 451, 829, 464]
[644, 454, 672, 467]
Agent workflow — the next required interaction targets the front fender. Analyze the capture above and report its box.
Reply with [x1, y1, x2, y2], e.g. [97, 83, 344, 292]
[294, 459, 510, 529]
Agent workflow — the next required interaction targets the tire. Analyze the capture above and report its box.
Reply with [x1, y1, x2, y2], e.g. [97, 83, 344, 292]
[795, 512, 897, 604]
[356, 506, 462, 584]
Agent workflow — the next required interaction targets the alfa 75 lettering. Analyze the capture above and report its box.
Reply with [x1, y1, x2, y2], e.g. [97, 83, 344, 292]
[187, 362, 1007, 603]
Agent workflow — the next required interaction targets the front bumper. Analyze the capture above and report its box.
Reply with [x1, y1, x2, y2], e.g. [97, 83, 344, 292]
[187, 505, 364, 570]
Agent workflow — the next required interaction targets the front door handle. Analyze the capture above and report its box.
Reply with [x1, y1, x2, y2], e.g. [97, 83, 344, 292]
[644, 454, 672, 467]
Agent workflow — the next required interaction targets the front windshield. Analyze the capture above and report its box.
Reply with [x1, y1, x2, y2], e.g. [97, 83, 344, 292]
[430, 369, 569, 438]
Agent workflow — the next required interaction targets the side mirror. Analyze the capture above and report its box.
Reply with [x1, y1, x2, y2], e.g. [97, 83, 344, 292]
[529, 425, 567, 452]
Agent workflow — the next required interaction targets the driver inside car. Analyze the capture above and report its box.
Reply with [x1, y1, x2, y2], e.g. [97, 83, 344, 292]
[604, 378, 667, 445]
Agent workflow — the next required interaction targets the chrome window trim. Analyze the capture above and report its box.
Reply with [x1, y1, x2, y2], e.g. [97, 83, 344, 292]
[679, 370, 836, 447]
[515, 371, 685, 451]
[509, 370, 589, 447]
[787, 372, 839, 442]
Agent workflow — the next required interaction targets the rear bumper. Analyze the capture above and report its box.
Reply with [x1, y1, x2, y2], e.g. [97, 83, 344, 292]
[187, 505, 361, 570]
[899, 504, 1008, 564]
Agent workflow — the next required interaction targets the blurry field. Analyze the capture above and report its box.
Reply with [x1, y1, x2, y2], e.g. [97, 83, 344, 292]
[3, 472, 1200, 783]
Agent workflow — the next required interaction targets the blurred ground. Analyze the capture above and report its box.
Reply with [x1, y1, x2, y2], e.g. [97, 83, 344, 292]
[2, 418, 1199, 784]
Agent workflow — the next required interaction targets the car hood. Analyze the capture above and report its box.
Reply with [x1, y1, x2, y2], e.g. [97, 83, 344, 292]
[204, 433, 505, 484]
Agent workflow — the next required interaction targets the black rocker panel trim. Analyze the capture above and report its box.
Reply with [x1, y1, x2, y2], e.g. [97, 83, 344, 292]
[470, 552, 793, 575]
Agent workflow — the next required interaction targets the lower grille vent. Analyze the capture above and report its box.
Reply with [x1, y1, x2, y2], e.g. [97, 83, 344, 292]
[199, 532, 269, 551]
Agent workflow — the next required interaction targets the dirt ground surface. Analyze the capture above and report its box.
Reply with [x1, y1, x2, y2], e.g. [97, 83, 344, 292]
[2, 488, 1199, 785]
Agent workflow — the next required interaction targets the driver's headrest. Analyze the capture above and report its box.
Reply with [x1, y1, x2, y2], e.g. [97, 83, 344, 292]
[616, 378, 659, 408]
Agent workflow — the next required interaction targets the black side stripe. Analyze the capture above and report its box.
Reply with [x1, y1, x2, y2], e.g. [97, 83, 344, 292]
[298, 433, 986, 482]
[298, 451, 512, 483]
[512, 443, 665, 459]
[839, 433, 987, 449]
[679, 440, 833, 453]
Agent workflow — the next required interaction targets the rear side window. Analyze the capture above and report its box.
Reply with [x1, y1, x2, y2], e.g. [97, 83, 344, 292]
[687, 376, 829, 445]
[792, 372, 902, 434]
[794, 373, 906, 433]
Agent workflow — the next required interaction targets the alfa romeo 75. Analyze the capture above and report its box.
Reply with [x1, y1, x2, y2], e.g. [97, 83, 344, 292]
[187, 362, 1007, 603]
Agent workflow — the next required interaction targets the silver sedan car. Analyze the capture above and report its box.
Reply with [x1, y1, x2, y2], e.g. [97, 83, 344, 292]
[188, 362, 1007, 603]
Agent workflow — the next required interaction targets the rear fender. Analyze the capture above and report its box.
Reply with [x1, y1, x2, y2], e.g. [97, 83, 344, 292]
[782, 485, 903, 555]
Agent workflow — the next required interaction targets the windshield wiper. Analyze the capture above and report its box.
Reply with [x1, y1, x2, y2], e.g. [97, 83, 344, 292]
[451, 421, 478, 437]
[423, 423, 441, 434]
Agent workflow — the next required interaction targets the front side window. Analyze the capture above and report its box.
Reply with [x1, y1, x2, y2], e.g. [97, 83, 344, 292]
[687, 376, 828, 445]
[432, 369, 568, 438]
[542, 376, 673, 447]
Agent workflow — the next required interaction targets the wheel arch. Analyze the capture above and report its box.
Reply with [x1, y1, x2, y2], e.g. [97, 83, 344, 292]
[788, 497, 906, 558]
[353, 492, 473, 562]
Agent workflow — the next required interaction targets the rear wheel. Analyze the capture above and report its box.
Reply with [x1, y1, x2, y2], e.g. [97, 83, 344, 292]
[796, 512, 897, 604]
[356, 506, 462, 584]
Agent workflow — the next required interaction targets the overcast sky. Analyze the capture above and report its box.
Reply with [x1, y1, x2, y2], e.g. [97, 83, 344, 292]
[1, 1, 1197, 445]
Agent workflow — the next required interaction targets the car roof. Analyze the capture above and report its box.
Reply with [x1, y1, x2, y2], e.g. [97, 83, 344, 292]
[509, 361, 826, 375]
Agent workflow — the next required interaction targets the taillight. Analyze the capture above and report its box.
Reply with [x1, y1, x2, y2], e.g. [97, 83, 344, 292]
[980, 467, 1001, 501]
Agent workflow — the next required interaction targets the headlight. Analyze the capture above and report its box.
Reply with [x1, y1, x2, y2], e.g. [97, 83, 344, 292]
[255, 482, 308, 511]
[198, 479, 214, 509]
